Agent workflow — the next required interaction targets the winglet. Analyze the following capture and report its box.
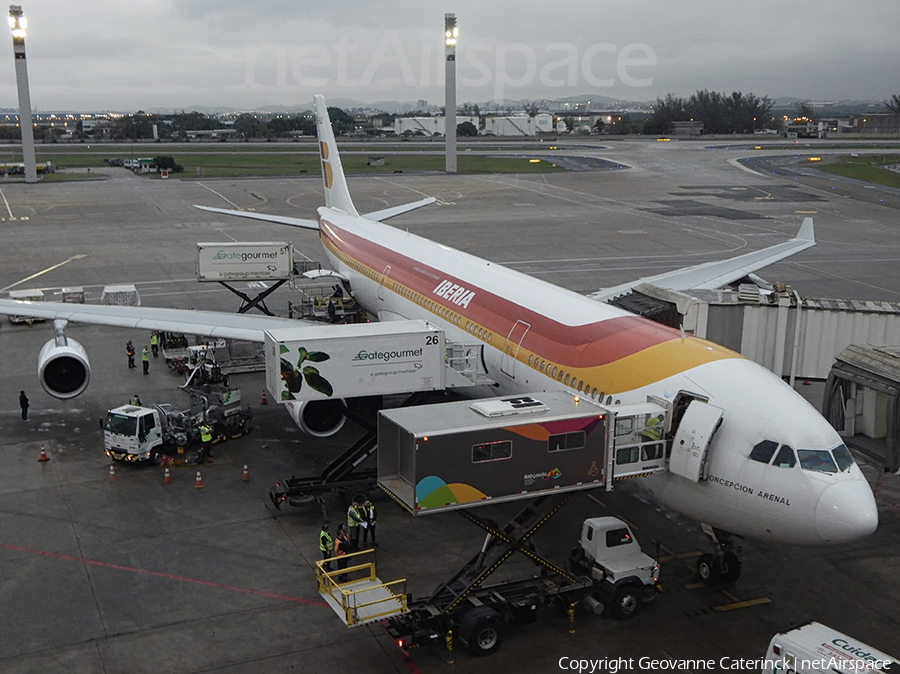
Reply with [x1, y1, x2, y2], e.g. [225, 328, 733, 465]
[314, 95, 358, 216]
[796, 217, 815, 243]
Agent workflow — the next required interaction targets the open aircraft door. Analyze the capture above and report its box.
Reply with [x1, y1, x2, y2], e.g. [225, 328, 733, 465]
[669, 400, 723, 482]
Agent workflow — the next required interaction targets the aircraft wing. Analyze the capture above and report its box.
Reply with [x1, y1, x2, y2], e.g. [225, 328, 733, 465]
[194, 205, 319, 231]
[363, 197, 436, 222]
[588, 218, 815, 302]
[0, 300, 304, 341]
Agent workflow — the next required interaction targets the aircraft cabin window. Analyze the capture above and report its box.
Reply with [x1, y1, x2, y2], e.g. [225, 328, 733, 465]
[797, 449, 838, 474]
[552, 367, 558, 378]
[528, 355, 533, 366]
[831, 443, 855, 472]
[606, 396, 612, 405]
[749, 440, 778, 464]
[773, 444, 796, 468]
[564, 373, 571, 385]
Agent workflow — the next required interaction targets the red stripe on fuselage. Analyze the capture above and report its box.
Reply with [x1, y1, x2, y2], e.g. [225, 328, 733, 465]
[320, 220, 683, 368]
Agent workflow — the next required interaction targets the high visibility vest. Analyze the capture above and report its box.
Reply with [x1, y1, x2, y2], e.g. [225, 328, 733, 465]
[347, 505, 362, 528]
[142, 349, 149, 362]
[150, 334, 158, 345]
[643, 417, 663, 442]
[365, 504, 376, 523]
[319, 531, 333, 553]
[130, 396, 141, 406]
[200, 425, 213, 443]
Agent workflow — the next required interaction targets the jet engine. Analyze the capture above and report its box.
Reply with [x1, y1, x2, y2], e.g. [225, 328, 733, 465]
[284, 399, 347, 437]
[38, 324, 91, 399]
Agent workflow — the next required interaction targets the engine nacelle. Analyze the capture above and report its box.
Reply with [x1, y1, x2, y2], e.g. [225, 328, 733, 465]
[284, 399, 347, 437]
[39, 337, 91, 399]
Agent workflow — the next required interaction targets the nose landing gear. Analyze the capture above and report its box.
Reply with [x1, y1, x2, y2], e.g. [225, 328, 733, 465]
[696, 525, 742, 583]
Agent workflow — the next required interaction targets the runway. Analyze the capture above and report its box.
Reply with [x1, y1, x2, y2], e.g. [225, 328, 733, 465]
[1, 138, 898, 673]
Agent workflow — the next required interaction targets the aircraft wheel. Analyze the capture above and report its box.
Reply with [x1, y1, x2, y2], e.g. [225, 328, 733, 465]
[697, 554, 717, 582]
[717, 551, 741, 583]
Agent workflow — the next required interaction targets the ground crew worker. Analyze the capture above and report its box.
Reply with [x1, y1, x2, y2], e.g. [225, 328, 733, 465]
[319, 524, 333, 571]
[362, 499, 377, 547]
[19, 390, 29, 421]
[199, 423, 213, 460]
[641, 414, 665, 443]
[141, 346, 150, 375]
[126, 341, 135, 369]
[150, 331, 159, 357]
[347, 501, 364, 549]
[335, 524, 351, 582]
[130, 394, 142, 406]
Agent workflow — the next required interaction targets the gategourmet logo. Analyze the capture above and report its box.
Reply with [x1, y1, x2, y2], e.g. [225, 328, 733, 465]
[353, 347, 423, 362]
[213, 250, 279, 262]
[524, 468, 562, 481]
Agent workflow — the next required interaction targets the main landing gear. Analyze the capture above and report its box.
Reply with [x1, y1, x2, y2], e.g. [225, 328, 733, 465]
[696, 525, 742, 583]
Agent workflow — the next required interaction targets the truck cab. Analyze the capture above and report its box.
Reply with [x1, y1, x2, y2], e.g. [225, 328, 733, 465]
[569, 516, 660, 619]
[104, 405, 165, 462]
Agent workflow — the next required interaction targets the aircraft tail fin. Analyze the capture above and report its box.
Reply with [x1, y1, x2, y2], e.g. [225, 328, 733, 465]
[314, 95, 358, 216]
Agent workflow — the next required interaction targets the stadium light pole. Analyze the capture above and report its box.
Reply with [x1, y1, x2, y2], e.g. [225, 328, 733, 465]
[444, 13, 457, 174]
[8, 5, 37, 183]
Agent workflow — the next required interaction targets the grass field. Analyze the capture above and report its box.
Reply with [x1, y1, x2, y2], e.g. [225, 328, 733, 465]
[16, 142, 566, 178]
[814, 153, 900, 189]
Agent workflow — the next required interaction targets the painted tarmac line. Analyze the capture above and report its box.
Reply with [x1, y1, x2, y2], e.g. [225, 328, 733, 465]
[0, 542, 327, 607]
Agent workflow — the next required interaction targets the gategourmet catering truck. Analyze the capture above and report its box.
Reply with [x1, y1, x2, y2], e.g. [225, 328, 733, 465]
[763, 622, 898, 674]
[103, 382, 252, 463]
[313, 392, 667, 656]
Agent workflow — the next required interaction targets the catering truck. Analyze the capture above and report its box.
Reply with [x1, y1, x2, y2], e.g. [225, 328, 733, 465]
[763, 622, 898, 673]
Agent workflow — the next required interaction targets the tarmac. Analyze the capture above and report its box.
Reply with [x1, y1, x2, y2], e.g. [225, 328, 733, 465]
[1, 138, 899, 673]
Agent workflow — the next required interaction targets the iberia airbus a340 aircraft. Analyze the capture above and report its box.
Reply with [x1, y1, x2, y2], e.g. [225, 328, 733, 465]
[0, 97, 877, 580]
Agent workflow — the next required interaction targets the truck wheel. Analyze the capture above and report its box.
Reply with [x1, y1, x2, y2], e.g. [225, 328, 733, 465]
[459, 607, 504, 656]
[697, 553, 716, 582]
[717, 552, 741, 583]
[148, 449, 161, 466]
[612, 586, 640, 620]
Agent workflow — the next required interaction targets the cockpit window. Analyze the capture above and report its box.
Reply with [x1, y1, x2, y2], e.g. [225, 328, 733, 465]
[831, 443, 855, 472]
[797, 449, 838, 474]
[773, 444, 796, 468]
[749, 440, 778, 464]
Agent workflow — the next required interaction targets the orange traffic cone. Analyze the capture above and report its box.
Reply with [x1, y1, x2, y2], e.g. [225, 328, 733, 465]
[194, 470, 204, 489]
[38, 444, 50, 462]
[260, 389, 268, 405]
[163, 467, 172, 484]
[241, 464, 250, 482]
[108, 464, 117, 481]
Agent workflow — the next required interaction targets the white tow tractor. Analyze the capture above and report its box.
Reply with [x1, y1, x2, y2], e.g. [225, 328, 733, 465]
[103, 383, 252, 463]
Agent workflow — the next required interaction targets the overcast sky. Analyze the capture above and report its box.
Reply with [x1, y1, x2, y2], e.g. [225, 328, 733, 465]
[2, 0, 897, 112]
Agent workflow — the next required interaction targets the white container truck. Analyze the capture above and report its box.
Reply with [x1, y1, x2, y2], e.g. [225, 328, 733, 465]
[763, 622, 898, 674]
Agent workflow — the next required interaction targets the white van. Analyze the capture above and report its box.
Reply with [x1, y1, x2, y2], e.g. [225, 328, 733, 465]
[764, 622, 897, 673]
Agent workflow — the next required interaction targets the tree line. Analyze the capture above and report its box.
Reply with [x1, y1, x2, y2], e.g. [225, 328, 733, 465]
[645, 90, 775, 135]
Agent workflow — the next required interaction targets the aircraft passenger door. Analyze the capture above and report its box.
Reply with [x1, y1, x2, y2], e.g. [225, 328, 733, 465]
[500, 320, 531, 379]
[378, 265, 391, 301]
[668, 400, 723, 482]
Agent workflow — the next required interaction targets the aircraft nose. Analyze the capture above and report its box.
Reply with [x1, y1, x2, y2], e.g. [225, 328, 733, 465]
[815, 479, 878, 543]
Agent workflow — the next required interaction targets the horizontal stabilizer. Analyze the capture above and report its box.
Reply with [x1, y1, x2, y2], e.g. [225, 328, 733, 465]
[194, 205, 319, 231]
[589, 218, 815, 302]
[363, 197, 436, 222]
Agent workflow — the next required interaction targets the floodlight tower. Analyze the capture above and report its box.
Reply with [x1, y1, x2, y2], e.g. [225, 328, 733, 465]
[8, 5, 37, 183]
[444, 13, 457, 174]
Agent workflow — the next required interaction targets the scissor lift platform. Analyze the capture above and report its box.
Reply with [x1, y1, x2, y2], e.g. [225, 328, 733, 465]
[315, 549, 408, 626]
